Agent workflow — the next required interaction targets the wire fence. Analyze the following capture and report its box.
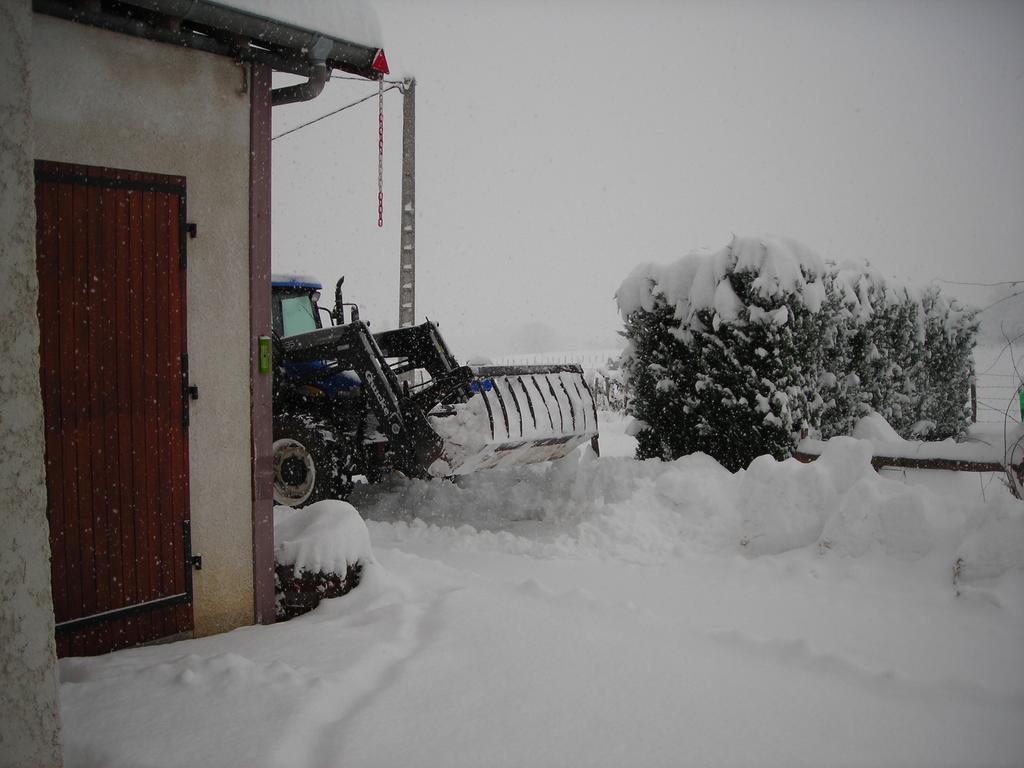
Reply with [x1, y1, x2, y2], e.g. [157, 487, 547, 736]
[973, 371, 1024, 425]
[492, 350, 622, 370]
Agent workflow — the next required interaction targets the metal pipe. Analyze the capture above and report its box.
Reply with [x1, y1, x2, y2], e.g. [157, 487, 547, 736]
[271, 62, 328, 106]
[334, 277, 345, 324]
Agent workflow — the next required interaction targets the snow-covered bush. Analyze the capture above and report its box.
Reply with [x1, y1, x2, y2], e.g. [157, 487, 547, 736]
[273, 500, 375, 620]
[918, 287, 979, 437]
[617, 236, 978, 469]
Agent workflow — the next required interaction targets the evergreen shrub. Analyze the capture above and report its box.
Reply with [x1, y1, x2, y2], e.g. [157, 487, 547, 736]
[617, 236, 978, 470]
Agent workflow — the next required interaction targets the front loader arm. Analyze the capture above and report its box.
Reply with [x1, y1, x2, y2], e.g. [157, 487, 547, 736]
[278, 322, 445, 475]
[373, 321, 460, 379]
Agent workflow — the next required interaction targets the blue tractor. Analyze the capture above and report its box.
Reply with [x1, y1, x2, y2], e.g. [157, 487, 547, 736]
[271, 274, 599, 506]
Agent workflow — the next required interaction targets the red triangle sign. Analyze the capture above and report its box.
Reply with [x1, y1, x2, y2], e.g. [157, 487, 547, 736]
[371, 49, 389, 75]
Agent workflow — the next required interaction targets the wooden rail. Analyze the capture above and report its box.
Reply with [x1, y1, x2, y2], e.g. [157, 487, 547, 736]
[792, 450, 1008, 474]
[792, 449, 1023, 498]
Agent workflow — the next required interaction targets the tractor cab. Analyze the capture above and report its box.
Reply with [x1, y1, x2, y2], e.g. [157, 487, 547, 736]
[271, 274, 325, 338]
[270, 274, 360, 397]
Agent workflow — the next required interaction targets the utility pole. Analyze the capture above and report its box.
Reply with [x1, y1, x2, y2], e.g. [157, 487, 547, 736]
[398, 77, 415, 329]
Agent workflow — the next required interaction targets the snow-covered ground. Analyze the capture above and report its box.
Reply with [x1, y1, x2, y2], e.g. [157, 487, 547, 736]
[58, 407, 1024, 768]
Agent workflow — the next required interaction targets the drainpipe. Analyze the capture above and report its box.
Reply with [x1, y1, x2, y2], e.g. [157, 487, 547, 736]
[271, 61, 329, 106]
[271, 36, 332, 107]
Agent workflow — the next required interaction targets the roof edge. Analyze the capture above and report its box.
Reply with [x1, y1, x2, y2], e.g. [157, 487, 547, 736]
[34, 0, 386, 80]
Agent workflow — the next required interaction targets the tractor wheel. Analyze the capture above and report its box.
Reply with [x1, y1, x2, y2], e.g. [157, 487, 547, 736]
[272, 434, 317, 507]
[272, 425, 353, 507]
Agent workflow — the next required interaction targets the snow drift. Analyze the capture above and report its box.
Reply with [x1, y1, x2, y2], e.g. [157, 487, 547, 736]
[354, 435, 1024, 582]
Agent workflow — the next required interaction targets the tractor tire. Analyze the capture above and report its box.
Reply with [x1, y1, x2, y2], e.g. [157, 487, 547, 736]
[272, 423, 353, 507]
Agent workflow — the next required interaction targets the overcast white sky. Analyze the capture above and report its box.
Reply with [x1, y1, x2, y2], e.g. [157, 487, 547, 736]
[271, 0, 1024, 355]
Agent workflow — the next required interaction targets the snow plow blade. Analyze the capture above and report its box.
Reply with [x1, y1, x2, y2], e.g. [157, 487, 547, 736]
[426, 364, 600, 477]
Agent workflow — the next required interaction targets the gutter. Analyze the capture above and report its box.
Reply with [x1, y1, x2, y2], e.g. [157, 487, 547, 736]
[34, 0, 389, 90]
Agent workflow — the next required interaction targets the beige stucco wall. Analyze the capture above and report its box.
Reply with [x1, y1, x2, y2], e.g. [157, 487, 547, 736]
[32, 15, 255, 636]
[0, 1, 64, 765]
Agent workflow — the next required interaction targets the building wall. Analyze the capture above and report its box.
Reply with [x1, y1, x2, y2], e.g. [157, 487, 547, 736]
[0, 1, 64, 765]
[32, 16, 255, 636]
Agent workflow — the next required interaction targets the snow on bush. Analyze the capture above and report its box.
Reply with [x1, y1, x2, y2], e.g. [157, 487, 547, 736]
[616, 235, 978, 469]
[274, 500, 375, 575]
[273, 500, 377, 619]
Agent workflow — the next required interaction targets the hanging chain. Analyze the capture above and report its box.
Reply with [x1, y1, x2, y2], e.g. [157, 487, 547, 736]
[377, 78, 384, 228]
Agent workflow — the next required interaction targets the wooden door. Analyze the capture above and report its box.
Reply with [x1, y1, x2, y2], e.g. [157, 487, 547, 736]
[35, 161, 193, 657]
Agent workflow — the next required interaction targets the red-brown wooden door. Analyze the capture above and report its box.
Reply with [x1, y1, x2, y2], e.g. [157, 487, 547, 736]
[35, 161, 193, 657]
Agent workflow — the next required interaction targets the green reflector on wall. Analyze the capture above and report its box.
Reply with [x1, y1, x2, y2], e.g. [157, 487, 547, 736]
[258, 336, 271, 374]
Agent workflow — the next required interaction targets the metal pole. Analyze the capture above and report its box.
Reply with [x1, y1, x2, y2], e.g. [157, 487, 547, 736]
[398, 77, 416, 329]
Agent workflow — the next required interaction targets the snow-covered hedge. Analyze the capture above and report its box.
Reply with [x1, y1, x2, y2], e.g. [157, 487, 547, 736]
[274, 500, 376, 620]
[616, 236, 978, 470]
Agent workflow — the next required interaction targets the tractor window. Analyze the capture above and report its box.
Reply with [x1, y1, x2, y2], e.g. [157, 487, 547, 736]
[280, 295, 318, 337]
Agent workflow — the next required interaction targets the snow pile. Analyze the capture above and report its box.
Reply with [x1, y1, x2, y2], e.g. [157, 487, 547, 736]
[427, 395, 491, 476]
[274, 500, 375, 575]
[354, 435, 1024, 581]
[956, 512, 1024, 584]
[817, 459, 937, 561]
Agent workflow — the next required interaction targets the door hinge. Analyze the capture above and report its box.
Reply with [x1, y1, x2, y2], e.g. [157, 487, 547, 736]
[180, 223, 196, 270]
[181, 354, 198, 427]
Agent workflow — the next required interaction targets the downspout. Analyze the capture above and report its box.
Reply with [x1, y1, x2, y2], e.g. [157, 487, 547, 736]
[271, 37, 331, 106]
[271, 62, 329, 106]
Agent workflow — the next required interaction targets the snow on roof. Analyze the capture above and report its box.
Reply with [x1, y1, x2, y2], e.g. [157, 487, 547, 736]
[213, 0, 383, 49]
